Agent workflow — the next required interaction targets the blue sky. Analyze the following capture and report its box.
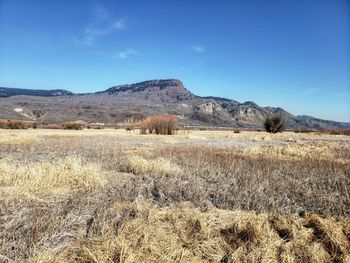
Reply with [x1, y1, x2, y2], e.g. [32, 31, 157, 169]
[0, 0, 349, 122]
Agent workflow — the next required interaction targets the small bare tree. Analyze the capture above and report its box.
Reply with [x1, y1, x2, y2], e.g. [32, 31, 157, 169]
[264, 114, 285, 133]
[139, 115, 178, 135]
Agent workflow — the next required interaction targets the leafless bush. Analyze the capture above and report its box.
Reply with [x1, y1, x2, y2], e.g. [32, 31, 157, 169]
[0, 120, 31, 129]
[123, 118, 139, 131]
[63, 121, 85, 130]
[0, 120, 8, 129]
[264, 114, 285, 133]
[326, 128, 350, 136]
[139, 115, 178, 135]
[87, 123, 105, 129]
[294, 128, 314, 133]
[139, 119, 149, 134]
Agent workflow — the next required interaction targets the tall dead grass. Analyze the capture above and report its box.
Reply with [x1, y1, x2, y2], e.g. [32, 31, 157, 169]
[0, 129, 349, 262]
[0, 156, 107, 197]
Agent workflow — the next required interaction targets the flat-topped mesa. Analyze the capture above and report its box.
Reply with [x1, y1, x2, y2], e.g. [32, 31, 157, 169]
[104, 79, 194, 102]
[105, 79, 184, 92]
[1, 79, 349, 129]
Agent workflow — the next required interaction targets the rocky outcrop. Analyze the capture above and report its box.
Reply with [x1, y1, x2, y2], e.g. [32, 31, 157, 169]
[103, 79, 194, 103]
[195, 102, 221, 114]
[0, 79, 349, 129]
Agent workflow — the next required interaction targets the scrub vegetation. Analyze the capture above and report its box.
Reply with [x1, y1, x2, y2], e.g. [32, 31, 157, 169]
[0, 129, 349, 262]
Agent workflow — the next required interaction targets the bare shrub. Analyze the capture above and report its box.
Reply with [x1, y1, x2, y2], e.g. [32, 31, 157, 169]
[123, 118, 139, 131]
[0, 120, 6, 129]
[63, 121, 85, 130]
[233, 129, 241, 133]
[139, 119, 150, 134]
[326, 128, 350, 136]
[294, 128, 314, 133]
[0, 120, 31, 129]
[264, 114, 285, 133]
[139, 115, 178, 135]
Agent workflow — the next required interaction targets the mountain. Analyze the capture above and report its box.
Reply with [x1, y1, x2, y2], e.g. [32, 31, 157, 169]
[0, 87, 73, 97]
[102, 79, 194, 103]
[0, 79, 348, 129]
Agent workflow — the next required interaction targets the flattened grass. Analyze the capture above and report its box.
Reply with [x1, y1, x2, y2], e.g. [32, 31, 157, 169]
[0, 129, 349, 262]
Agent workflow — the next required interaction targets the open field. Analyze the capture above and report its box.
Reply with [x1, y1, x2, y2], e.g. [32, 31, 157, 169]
[0, 129, 349, 262]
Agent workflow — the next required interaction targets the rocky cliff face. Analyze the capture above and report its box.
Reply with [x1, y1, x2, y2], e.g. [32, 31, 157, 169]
[104, 79, 194, 103]
[0, 79, 348, 129]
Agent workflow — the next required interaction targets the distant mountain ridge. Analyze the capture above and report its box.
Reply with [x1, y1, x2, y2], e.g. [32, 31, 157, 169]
[0, 79, 348, 129]
[0, 87, 73, 97]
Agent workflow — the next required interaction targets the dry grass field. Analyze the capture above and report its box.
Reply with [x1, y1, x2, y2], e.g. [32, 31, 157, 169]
[0, 129, 349, 262]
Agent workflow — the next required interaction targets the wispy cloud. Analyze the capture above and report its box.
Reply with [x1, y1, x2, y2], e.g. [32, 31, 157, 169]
[191, 45, 205, 53]
[74, 4, 127, 46]
[113, 18, 127, 30]
[114, 48, 138, 59]
[81, 17, 127, 45]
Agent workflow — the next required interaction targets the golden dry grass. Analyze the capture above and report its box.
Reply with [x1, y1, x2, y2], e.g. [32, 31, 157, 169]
[0, 129, 349, 262]
[0, 156, 107, 198]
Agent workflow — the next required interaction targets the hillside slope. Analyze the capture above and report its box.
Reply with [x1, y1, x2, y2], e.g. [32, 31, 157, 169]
[0, 87, 73, 97]
[0, 79, 348, 129]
